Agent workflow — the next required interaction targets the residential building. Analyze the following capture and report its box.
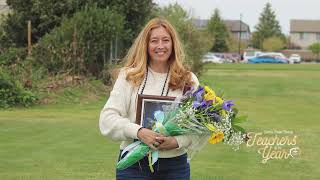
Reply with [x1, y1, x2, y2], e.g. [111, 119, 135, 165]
[192, 19, 251, 41]
[290, 19, 320, 49]
[224, 20, 250, 41]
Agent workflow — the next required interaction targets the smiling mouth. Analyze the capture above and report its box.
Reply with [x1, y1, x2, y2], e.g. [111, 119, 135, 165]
[156, 51, 166, 55]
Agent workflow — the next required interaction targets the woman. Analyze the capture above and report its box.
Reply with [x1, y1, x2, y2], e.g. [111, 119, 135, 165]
[99, 17, 199, 180]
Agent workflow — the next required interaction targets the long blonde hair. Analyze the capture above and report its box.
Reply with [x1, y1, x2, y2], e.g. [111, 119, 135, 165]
[124, 17, 193, 91]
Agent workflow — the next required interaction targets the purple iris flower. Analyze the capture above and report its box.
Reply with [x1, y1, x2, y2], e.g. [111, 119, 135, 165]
[193, 86, 204, 97]
[193, 101, 201, 108]
[193, 99, 213, 109]
[200, 100, 207, 108]
[196, 90, 203, 102]
[192, 87, 205, 109]
[222, 100, 234, 111]
[204, 100, 213, 107]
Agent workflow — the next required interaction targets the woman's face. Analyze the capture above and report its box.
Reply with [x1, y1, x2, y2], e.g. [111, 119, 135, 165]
[148, 26, 173, 64]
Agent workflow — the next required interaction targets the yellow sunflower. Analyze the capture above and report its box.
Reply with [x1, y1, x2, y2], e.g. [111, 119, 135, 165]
[215, 96, 224, 104]
[204, 86, 216, 101]
[208, 132, 224, 144]
[204, 93, 215, 101]
[204, 86, 216, 96]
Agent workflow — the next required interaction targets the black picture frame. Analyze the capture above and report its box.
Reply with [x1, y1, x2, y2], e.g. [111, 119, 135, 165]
[136, 94, 176, 129]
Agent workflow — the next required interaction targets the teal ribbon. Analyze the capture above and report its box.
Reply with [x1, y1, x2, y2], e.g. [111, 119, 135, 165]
[149, 110, 167, 166]
[118, 110, 168, 171]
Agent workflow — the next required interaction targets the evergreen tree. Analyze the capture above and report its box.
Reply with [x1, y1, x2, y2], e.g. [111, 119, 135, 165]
[252, 3, 284, 49]
[207, 9, 229, 52]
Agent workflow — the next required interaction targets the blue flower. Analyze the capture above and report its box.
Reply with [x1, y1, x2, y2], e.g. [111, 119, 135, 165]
[193, 86, 204, 99]
[192, 87, 206, 109]
[200, 100, 207, 108]
[222, 100, 234, 111]
[193, 101, 201, 108]
[194, 99, 213, 109]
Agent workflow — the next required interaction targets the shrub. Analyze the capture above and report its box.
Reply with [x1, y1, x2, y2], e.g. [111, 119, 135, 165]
[33, 5, 125, 78]
[262, 36, 285, 52]
[0, 47, 27, 66]
[308, 43, 320, 61]
[0, 69, 37, 108]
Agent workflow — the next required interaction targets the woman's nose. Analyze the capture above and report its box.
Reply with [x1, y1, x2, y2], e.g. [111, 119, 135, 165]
[157, 41, 165, 48]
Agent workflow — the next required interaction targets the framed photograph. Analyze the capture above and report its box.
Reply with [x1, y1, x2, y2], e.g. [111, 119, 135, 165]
[136, 94, 176, 129]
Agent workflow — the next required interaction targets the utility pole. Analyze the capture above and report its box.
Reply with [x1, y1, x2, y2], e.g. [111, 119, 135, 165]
[72, 26, 78, 81]
[27, 20, 32, 56]
[26, 20, 33, 87]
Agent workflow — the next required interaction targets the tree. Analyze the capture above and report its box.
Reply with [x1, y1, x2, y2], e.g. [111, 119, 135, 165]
[3, 0, 154, 48]
[155, 3, 211, 75]
[207, 9, 229, 52]
[308, 43, 320, 60]
[262, 36, 285, 51]
[228, 37, 247, 53]
[0, 18, 9, 52]
[94, 0, 155, 50]
[155, 3, 190, 42]
[251, 3, 284, 49]
[4, 0, 85, 47]
[33, 6, 125, 77]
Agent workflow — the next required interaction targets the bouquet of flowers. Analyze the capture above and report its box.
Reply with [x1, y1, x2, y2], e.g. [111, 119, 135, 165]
[117, 85, 248, 171]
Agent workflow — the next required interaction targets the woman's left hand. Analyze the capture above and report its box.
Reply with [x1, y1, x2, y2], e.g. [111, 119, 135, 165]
[155, 136, 179, 150]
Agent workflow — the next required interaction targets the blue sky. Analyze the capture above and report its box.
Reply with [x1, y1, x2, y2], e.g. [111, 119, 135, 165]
[154, 0, 320, 35]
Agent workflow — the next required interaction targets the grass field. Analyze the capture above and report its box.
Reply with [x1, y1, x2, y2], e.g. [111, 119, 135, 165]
[1, 64, 319, 180]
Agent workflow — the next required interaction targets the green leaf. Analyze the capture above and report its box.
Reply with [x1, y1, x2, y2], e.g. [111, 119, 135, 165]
[232, 107, 239, 115]
[233, 125, 246, 133]
[232, 115, 248, 124]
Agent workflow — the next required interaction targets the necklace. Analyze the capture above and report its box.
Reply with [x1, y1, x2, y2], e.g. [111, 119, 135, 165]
[139, 66, 170, 96]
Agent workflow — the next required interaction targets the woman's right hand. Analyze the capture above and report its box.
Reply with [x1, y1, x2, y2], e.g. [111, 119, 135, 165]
[137, 128, 163, 150]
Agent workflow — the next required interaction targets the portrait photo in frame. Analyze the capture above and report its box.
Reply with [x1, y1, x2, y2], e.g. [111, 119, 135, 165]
[136, 94, 176, 129]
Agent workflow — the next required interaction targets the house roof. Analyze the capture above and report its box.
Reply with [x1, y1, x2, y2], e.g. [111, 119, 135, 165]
[290, 19, 320, 33]
[192, 18, 250, 33]
[224, 20, 250, 33]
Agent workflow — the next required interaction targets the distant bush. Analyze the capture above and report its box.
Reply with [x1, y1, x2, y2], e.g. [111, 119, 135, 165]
[262, 36, 285, 52]
[0, 69, 37, 108]
[0, 47, 27, 66]
[308, 43, 320, 61]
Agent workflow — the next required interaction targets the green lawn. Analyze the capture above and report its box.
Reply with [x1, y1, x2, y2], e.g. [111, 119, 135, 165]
[1, 64, 319, 180]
